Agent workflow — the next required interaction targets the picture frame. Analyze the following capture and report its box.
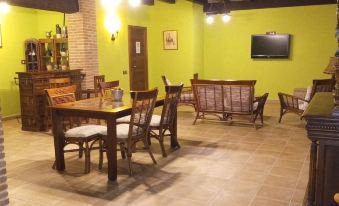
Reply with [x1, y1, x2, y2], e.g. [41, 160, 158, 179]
[163, 30, 178, 50]
[0, 25, 2, 48]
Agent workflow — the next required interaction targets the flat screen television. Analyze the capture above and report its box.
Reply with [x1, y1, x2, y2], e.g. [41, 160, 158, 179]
[251, 34, 291, 58]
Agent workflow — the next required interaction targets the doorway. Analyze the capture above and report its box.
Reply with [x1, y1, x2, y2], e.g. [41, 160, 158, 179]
[128, 25, 148, 91]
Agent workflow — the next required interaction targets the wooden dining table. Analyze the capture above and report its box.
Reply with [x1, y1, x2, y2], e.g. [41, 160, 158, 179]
[50, 96, 180, 181]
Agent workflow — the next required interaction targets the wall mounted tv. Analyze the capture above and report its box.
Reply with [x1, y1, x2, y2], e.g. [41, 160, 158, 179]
[251, 34, 291, 59]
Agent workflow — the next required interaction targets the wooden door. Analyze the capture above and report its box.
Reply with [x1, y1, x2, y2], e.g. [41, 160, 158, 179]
[128, 26, 148, 91]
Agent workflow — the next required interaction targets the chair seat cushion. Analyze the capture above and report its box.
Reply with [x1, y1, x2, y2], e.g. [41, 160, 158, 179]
[101, 124, 143, 139]
[65, 125, 107, 138]
[298, 101, 308, 111]
[117, 115, 162, 127]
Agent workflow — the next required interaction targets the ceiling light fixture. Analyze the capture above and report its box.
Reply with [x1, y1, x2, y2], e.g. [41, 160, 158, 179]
[206, 15, 214, 24]
[0, 2, 10, 14]
[222, 13, 231, 23]
[128, 0, 141, 8]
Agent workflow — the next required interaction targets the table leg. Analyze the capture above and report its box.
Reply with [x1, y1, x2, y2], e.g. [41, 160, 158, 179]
[106, 116, 117, 181]
[171, 107, 180, 148]
[52, 110, 65, 170]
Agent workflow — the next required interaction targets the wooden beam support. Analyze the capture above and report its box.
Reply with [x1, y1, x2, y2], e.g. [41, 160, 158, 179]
[199, 0, 336, 12]
[159, 0, 176, 3]
[7, 0, 79, 13]
[143, 0, 155, 5]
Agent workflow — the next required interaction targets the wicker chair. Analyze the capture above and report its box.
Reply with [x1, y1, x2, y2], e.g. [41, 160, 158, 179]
[161, 73, 198, 108]
[98, 80, 120, 97]
[94, 75, 105, 97]
[46, 85, 106, 174]
[100, 89, 158, 175]
[278, 78, 335, 123]
[149, 84, 183, 157]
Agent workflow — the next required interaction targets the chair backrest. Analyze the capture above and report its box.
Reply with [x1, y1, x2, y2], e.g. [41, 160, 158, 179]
[160, 84, 183, 126]
[128, 89, 158, 138]
[223, 81, 256, 113]
[99, 80, 120, 97]
[193, 73, 199, 80]
[45, 85, 77, 106]
[310, 78, 335, 99]
[192, 83, 224, 113]
[49, 77, 71, 88]
[161, 75, 171, 86]
[94, 75, 105, 91]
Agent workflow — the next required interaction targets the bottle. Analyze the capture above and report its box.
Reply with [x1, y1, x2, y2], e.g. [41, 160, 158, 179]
[56, 24, 62, 38]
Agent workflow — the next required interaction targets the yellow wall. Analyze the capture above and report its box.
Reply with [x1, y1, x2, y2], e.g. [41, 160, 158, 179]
[0, 6, 63, 117]
[203, 5, 337, 98]
[96, 0, 203, 94]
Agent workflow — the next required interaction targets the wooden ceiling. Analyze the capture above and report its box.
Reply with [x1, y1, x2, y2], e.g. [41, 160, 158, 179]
[5, 0, 336, 14]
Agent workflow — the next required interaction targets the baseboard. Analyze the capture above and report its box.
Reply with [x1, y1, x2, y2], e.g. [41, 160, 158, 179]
[2, 114, 21, 121]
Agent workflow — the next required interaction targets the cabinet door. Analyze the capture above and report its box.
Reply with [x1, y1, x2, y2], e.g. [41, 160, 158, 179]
[316, 140, 339, 206]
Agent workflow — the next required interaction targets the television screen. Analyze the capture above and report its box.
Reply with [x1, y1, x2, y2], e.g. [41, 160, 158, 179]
[251, 34, 291, 58]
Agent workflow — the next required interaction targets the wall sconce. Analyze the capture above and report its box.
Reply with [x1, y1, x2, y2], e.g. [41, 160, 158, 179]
[111, 31, 119, 41]
[105, 13, 121, 42]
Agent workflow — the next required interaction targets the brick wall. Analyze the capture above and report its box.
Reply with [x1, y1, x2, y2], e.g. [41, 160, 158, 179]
[66, 0, 99, 89]
[0, 108, 9, 205]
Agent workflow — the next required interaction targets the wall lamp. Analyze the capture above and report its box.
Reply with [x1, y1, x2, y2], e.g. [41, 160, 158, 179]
[0, 1, 10, 14]
[111, 31, 119, 41]
[105, 13, 121, 42]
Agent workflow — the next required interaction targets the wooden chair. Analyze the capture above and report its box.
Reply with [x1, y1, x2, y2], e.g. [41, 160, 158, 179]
[100, 89, 158, 175]
[49, 77, 71, 88]
[46, 85, 106, 174]
[94, 75, 105, 97]
[99, 80, 120, 97]
[278, 78, 335, 123]
[161, 73, 198, 108]
[310, 78, 335, 99]
[149, 84, 183, 157]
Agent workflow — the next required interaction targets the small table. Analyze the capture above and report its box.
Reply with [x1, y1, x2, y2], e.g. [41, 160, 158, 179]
[51, 96, 180, 181]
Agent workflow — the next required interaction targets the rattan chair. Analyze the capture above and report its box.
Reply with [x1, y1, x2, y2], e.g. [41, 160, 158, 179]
[46, 85, 106, 174]
[278, 78, 335, 123]
[100, 89, 158, 175]
[99, 80, 120, 97]
[149, 85, 183, 157]
[161, 73, 198, 108]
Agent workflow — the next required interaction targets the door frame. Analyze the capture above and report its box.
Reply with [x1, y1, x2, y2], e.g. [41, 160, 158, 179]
[128, 25, 149, 91]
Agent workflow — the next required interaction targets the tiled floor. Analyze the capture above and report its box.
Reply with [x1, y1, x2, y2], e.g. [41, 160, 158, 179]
[4, 102, 309, 206]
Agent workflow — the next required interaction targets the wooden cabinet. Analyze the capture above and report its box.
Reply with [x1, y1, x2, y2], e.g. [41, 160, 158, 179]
[24, 39, 41, 72]
[303, 92, 339, 206]
[16, 70, 83, 131]
[24, 38, 69, 72]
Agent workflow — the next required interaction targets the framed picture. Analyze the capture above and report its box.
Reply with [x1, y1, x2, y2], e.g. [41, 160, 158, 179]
[163, 30, 178, 50]
[0, 25, 2, 48]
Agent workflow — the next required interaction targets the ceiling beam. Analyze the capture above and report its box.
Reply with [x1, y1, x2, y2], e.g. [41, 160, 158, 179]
[6, 0, 79, 13]
[143, 0, 155, 5]
[200, 0, 336, 13]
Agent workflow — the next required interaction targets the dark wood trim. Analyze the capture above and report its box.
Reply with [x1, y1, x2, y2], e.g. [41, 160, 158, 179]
[7, 0, 79, 13]
[128, 25, 149, 91]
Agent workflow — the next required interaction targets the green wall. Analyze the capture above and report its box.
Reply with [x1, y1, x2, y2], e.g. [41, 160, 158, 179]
[0, 6, 63, 117]
[203, 5, 337, 99]
[97, 0, 203, 95]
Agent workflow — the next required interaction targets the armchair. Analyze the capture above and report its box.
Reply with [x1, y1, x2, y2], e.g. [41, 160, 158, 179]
[161, 73, 198, 108]
[278, 78, 335, 123]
